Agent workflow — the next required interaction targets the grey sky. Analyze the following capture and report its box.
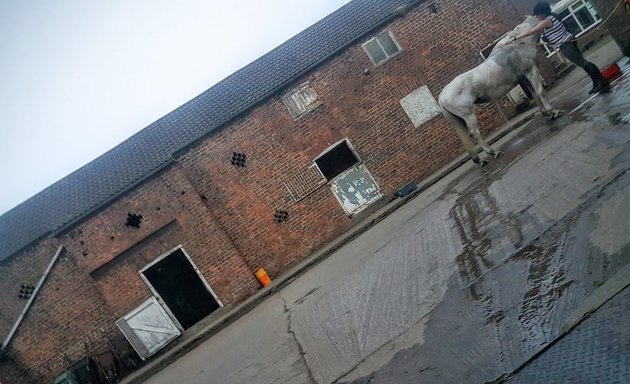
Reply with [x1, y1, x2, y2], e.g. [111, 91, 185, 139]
[0, 0, 351, 215]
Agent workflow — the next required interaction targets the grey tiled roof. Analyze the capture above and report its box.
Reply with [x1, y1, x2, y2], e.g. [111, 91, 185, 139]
[0, 0, 416, 261]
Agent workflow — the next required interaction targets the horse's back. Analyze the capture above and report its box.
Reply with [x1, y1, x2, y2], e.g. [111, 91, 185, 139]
[439, 59, 510, 104]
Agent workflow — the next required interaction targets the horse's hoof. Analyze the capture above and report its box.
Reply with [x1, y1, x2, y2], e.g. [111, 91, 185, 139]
[472, 157, 488, 168]
[548, 110, 564, 120]
[494, 150, 504, 159]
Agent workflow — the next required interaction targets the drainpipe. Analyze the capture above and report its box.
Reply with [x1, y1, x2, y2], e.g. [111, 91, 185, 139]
[1, 245, 64, 351]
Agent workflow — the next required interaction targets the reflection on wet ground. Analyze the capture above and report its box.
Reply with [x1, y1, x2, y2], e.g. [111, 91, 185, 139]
[513, 237, 573, 350]
[450, 180, 526, 285]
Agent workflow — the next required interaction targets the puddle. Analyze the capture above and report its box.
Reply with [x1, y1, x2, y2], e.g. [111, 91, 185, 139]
[451, 190, 493, 280]
[499, 116, 562, 163]
[513, 236, 573, 349]
[449, 178, 525, 286]
[568, 110, 590, 122]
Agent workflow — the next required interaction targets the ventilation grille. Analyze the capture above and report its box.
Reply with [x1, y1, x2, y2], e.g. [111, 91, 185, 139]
[273, 209, 289, 223]
[230, 152, 247, 168]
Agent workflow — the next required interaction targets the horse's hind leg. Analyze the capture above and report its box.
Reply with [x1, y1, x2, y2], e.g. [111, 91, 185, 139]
[440, 105, 485, 166]
[462, 114, 502, 159]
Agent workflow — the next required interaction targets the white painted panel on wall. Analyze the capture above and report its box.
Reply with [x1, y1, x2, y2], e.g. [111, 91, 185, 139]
[399, 85, 442, 127]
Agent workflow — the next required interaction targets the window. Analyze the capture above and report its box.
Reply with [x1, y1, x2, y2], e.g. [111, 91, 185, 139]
[283, 140, 361, 202]
[315, 140, 359, 181]
[363, 30, 402, 65]
[282, 82, 319, 118]
[544, 0, 601, 56]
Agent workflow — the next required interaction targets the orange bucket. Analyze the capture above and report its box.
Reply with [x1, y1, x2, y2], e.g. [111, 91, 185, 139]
[255, 267, 272, 287]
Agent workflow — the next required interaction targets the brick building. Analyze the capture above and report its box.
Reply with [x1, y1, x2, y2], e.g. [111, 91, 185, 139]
[0, 0, 526, 382]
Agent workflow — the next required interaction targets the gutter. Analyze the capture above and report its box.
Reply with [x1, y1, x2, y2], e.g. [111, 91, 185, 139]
[1, 245, 65, 351]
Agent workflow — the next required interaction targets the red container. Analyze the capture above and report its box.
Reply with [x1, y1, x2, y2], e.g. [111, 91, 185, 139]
[601, 63, 621, 80]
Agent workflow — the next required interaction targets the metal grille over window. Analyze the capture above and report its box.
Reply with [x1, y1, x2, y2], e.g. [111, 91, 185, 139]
[273, 209, 289, 223]
[363, 30, 401, 65]
[282, 82, 319, 118]
[230, 152, 246, 168]
[284, 164, 327, 201]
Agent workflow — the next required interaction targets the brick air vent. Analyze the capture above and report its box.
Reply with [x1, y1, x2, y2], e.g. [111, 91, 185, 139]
[230, 152, 247, 168]
[125, 213, 143, 228]
[274, 209, 289, 223]
[19, 284, 35, 299]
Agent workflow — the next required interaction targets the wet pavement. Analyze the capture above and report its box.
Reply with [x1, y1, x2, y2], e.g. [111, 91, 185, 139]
[343, 159, 630, 384]
[505, 286, 630, 384]
[341, 56, 630, 384]
[340, 57, 630, 384]
[140, 47, 630, 384]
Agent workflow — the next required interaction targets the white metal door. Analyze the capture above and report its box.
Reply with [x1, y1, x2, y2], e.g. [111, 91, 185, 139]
[116, 297, 181, 360]
[330, 163, 383, 215]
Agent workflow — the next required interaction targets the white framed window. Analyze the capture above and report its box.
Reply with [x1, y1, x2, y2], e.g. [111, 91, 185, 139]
[282, 82, 319, 118]
[362, 30, 402, 65]
[544, 0, 601, 56]
[559, 0, 600, 36]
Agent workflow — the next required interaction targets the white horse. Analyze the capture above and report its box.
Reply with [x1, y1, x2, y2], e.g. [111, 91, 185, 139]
[438, 16, 562, 166]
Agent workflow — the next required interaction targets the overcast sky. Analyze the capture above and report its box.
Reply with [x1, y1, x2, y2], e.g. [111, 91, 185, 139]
[0, 0, 351, 215]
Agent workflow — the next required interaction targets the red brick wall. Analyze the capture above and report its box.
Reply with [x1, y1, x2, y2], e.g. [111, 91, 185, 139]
[510, 0, 542, 16]
[60, 164, 257, 305]
[0, 240, 61, 384]
[6, 247, 116, 381]
[179, 0, 522, 277]
[0, 240, 59, 341]
[88, 221, 181, 319]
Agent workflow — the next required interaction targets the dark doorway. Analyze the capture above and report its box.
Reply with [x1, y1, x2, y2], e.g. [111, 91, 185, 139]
[315, 140, 359, 181]
[142, 248, 220, 329]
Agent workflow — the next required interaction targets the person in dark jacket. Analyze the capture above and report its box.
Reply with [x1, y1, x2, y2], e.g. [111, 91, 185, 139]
[507, 1, 610, 94]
